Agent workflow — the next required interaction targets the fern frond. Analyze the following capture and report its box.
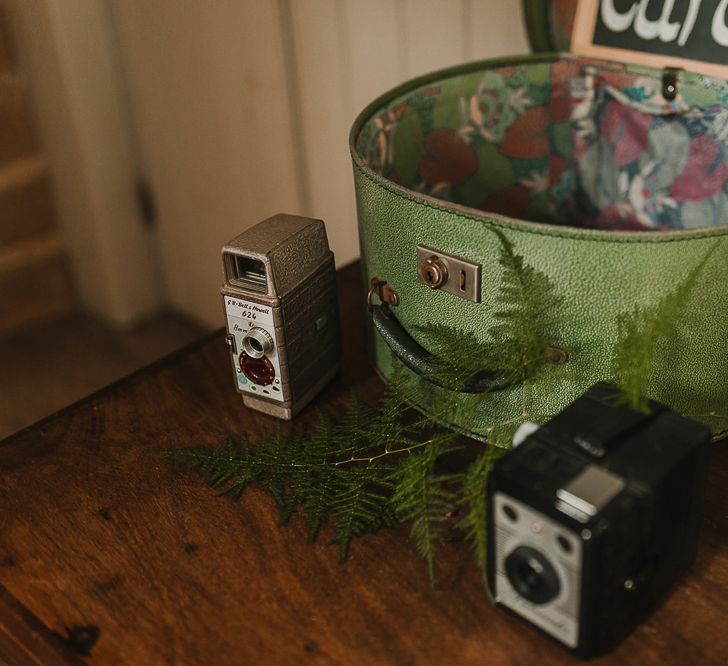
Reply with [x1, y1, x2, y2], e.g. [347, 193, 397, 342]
[490, 229, 562, 383]
[301, 467, 338, 541]
[275, 426, 319, 526]
[612, 244, 717, 411]
[343, 368, 420, 462]
[158, 436, 257, 494]
[330, 390, 378, 458]
[295, 415, 341, 538]
[329, 466, 396, 561]
[389, 436, 463, 583]
[249, 421, 300, 507]
[458, 446, 506, 588]
[411, 324, 502, 391]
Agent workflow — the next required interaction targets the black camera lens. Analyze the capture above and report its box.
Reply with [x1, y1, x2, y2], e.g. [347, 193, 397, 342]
[505, 546, 561, 605]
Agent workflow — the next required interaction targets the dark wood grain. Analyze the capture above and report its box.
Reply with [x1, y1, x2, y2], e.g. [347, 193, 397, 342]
[1, 262, 727, 665]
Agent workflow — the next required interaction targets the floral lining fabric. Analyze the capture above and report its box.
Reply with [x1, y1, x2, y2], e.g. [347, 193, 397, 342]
[355, 57, 728, 230]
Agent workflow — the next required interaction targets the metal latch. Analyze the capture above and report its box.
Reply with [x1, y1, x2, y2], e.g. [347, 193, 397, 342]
[662, 66, 681, 101]
[416, 245, 481, 302]
[367, 277, 400, 310]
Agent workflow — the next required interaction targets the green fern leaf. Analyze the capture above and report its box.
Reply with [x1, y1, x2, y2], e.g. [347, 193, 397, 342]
[612, 244, 717, 411]
[490, 229, 562, 383]
[389, 435, 462, 582]
[458, 446, 506, 587]
[158, 436, 257, 495]
[328, 466, 395, 561]
[250, 422, 298, 507]
[297, 415, 340, 539]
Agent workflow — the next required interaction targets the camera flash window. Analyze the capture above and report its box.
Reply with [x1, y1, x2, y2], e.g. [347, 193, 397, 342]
[556, 465, 626, 523]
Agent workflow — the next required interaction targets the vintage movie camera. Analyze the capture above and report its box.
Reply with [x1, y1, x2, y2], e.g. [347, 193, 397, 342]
[221, 214, 341, 419]
[487, 383, 710, 657]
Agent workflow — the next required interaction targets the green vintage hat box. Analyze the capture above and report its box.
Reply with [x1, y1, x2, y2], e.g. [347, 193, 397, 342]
[350, 1, 728, 440]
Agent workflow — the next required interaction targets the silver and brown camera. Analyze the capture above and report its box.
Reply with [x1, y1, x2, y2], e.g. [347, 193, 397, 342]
[221, 214, 341, 419]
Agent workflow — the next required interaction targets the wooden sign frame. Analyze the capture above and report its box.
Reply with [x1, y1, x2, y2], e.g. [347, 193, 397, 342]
[571, 0, 728, 79]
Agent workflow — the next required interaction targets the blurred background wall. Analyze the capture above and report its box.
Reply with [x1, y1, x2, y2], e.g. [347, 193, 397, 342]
[0, 0, 74, 336]
[5, 0, 529, 331]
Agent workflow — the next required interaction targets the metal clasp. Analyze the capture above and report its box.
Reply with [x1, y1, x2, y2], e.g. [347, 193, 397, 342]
[662, 67, 681, 101]
[416, 245, 481, 303]
[367, 277, 400, 311]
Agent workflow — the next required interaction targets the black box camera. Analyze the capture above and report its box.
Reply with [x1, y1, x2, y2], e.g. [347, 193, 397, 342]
[487, 383, 710, 658]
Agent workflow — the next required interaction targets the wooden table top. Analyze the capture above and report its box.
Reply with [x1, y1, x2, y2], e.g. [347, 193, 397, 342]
[1, 262, 727, 665]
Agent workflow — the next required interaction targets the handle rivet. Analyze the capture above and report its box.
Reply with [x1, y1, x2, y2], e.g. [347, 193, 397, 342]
[544, 347, 568, 365]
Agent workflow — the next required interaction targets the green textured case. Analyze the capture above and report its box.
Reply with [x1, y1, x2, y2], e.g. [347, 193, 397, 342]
[350, 46, 728, 440]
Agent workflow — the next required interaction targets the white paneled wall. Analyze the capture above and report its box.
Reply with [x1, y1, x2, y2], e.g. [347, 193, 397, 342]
[110, 0, 304, 323]
[111, 0, 529, 327]
[402, 0, 468, 77]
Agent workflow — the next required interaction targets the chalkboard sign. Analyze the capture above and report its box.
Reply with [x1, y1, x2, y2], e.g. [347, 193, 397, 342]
[572, 0, 728, 78]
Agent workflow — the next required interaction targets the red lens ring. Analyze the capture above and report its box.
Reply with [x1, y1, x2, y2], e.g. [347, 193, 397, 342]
[239, 352, 276, 386]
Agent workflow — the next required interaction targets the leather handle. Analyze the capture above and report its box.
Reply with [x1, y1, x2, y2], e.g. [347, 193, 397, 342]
[370, 304, 512, 394]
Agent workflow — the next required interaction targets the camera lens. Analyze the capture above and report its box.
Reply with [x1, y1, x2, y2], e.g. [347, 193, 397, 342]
[505, 546, 561, 605]
[502, 504, 519, 522]
[242, 327, 274, 359]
